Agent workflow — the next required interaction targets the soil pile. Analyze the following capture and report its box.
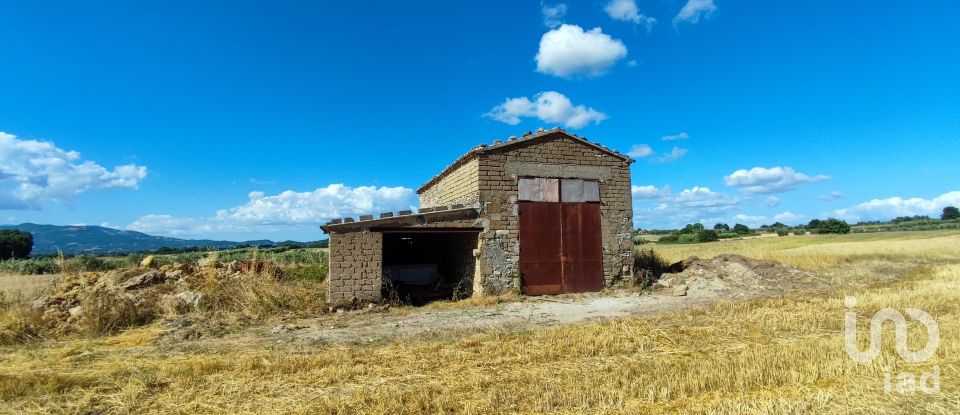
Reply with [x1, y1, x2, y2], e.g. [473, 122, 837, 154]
[656, 254, 823, 297]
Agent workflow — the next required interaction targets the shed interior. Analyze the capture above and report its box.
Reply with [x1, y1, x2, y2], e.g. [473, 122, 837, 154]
[381, 230, 479, 305]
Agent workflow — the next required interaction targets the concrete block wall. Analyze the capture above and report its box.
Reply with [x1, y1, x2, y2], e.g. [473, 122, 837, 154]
[419, 157, 480, 208]
[327, 230, 382, 302]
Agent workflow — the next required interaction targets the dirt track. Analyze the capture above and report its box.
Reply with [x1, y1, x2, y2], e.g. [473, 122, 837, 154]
[239, 256, 908, 346]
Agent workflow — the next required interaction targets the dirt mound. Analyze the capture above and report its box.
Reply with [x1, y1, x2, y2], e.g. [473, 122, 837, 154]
[656, 254, 822, 297]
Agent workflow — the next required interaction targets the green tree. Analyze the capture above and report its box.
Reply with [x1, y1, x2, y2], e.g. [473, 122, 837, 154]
[942, 206, 960, 220]
[681, 223, 705, 234]
[817, 218, 851, 234]
[713, 223, 730, 231]
[696, 230, 719, 242]
[0, 230, 33, 260]
[732, 224, 751, 235]
[807, 219, 823, 229]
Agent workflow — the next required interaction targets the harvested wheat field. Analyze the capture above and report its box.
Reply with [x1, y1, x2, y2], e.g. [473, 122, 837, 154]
[2, 231, 959, 414]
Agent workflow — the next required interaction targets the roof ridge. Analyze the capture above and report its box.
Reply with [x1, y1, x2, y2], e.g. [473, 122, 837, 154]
[416, 128, 632, 194]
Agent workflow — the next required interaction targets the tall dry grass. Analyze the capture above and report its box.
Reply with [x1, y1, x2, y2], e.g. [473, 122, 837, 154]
[1, 262, 957, 413]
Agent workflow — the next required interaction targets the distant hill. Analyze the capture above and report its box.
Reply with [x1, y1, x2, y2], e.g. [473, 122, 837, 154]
[0, 223, 287, 255]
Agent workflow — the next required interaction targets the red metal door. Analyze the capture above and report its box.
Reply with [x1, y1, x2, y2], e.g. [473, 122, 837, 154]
[519, 201, 603, 295]
[518, 202, 563, 295]
[560, 203, 604, 292]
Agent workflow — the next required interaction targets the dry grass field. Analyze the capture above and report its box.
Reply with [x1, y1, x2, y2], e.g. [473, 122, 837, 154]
[1, 231, 959, 414]
[0, 273, 57, 298]
[652, 229, 960, 270]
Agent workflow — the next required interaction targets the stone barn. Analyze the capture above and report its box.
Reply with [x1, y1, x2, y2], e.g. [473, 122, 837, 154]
[321, 127, 634, 303]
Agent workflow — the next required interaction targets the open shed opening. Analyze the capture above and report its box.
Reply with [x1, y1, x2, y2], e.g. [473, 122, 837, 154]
[381, 230, 479, 305]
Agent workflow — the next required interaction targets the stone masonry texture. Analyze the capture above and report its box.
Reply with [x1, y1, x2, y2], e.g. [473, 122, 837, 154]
[326, 130, 634, 301]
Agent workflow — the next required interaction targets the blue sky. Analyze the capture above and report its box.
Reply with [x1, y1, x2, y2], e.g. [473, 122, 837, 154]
[2, 0, 959, 241]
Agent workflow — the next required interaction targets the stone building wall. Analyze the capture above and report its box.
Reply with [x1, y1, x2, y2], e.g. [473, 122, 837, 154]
[327, 230, 382, 302]
[419, 157, 480, 208]
[474, 133, 634, 294]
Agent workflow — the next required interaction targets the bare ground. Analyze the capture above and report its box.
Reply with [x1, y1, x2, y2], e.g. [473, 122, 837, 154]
[186, 256, 916, 348]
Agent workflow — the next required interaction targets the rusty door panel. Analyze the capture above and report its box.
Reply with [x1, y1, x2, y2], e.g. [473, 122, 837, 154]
[575, 203, 604, 292]
[518, 202, 563, 295]
[559, 203, 603, 293]
[559, 203, 581, 292]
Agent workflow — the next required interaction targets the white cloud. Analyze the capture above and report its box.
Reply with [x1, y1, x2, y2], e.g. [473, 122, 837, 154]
[626, 59, 638, 67]
[604, 0, 657, 32]
[672, 186, 740, 208]
[766, 195, 780, 207]
[535, 24, 628, 78]
[674, 0, 717, 25]
[831, 191, 960, 222]
[661, 131, 689, 141]
[819, 191, 845, 201]
[773, 211, 805, 224]
[484, 91, 607, 129]
[653, 147, 688, 163]
[0, 132, 147, 210]
[724, 166, 829, 194]
[634, 186, 740, 229]
[127, 184, 416, 238]
[631, 184, 667, 199]
[541, 2, 567, 28]
[626, 144, 654, 158]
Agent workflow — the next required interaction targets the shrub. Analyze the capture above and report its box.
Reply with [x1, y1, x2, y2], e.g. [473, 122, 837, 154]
[0, 257, 60, 274]
[696, 230, 719, 242]
[72, 255, 110, 272]
[0, 230, 32, 260]
[678, 234, 698, 243]
[632, 234, 647, 245]
[733, 224, 751, 235]
[658, 234, 680, 244]
[718, 231, 739, 239]
[943, 206, 960, 220]
[633, 248, 671, 289]
[816, 218, 851, 234]
[681, 223, 705, 234]
[776, 228, 789, 237]
[793, 229, 807, 236]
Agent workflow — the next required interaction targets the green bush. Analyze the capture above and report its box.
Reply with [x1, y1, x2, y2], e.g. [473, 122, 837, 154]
[815, 218, 851, 234]
[776, 228, 789, 237]
[658, 234, 680, 244]
[632, 234, 647, 245]
[678, 234, 698, 243]
[0, 257, 60, 274]
[0, 230, 32, 260]
[793, 229, 807, 235]
[718, 231, 739, 239]
[696, 230, 719, 242]
[732, 224, 751, 235]
[681, 223, 705, 234]
[633, 248, 672, 289]
[73, 255, 112, 272]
